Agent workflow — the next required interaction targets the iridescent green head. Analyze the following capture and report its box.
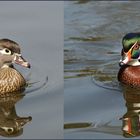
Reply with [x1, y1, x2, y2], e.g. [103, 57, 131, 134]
[122, 33, 140, 52]
[119, 33, 140, 66]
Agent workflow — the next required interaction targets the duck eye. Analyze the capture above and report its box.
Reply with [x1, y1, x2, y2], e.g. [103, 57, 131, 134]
[0, 48, 12, 55]
[1, 48, 12, 55]
[134, 44, 139, 50]
[5, 49, 11, 54]
[5, 49, 9, 53]
[7, 128, 14, 133]
[1, 127, 14, 134]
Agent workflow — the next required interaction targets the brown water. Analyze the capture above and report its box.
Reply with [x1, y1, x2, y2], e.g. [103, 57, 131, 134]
[0, 1, 63, 139]
[64, 1, 140, 139]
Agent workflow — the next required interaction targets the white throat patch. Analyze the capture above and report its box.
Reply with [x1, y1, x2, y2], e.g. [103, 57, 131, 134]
[1, 64, 10, 68]
[127, 59, 140, 66]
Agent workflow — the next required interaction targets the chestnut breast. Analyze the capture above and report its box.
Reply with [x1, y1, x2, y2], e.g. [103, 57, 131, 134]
[118, 66, 140, 87]
[0, 68, 26, 94]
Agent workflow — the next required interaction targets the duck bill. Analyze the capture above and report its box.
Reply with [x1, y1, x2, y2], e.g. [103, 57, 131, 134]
[119, 55, 131, 66]
[15, 116, 32, 128]
[119, 49, 132, 67]
[119, 41, 138, 67]
[13, 54, 31, 68]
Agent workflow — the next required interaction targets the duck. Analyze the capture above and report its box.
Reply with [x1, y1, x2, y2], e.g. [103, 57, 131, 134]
[0, 39, 30, 94]
[118, 33, 140, 87]
[0, 91, 32, 137]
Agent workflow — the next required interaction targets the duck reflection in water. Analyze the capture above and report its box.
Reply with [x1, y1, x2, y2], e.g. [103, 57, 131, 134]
[120, 87, 140, 138]
[0, 92, 32, 137]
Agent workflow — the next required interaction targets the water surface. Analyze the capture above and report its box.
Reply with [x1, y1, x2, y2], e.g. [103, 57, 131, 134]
[64, 1, 140, 139]
[0, 1, 63, 139]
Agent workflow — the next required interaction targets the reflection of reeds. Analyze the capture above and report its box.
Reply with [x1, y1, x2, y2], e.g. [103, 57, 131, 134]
[64, 121, 122, 136]
[64, 122, 92, 129]
[64, 59, 104, 65]
[69, 36, 105, 42]
[64, 69, 96, 79]
[64, 74, 92, 79]
[64, 63, 120, 91]
[64, 68, 116, 81]
[76, 0, 91, 4]
[68, 34, 122, 42]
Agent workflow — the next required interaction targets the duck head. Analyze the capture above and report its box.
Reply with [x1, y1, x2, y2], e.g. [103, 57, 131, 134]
[0, 39, 30, 68]
[119, 33, 140, 67]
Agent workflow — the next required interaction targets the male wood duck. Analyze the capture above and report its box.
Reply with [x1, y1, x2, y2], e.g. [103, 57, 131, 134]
[118, 33, 140, 87]
[0, 39, 30, 94]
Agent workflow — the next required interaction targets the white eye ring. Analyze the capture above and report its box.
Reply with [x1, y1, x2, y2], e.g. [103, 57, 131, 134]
[0, 48, 12, 55]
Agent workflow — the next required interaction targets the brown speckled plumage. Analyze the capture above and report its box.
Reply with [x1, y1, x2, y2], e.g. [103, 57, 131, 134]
[0, 68, 26, 93]
[118, 65, 140, 87]
[0, 39, 30, 94]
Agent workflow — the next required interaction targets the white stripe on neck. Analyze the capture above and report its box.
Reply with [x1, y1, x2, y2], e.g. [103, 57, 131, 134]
[1, 64, 10, 68]
[128, 60, 140, 66]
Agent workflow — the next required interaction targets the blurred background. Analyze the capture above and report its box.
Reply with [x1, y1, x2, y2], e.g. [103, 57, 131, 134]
[0, 1, 63, 139]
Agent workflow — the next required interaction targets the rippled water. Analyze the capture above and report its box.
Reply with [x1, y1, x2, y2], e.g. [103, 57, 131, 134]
[64, 1, 140, 139]
[0, 2, 63, 139]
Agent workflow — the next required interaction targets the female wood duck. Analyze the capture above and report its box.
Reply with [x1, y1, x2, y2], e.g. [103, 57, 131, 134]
[0, 39, 30, 94]
[118, 33, 140, 87]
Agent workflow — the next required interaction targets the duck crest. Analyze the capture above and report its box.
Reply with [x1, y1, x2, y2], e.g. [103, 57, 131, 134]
[122, 33, 140, 53]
